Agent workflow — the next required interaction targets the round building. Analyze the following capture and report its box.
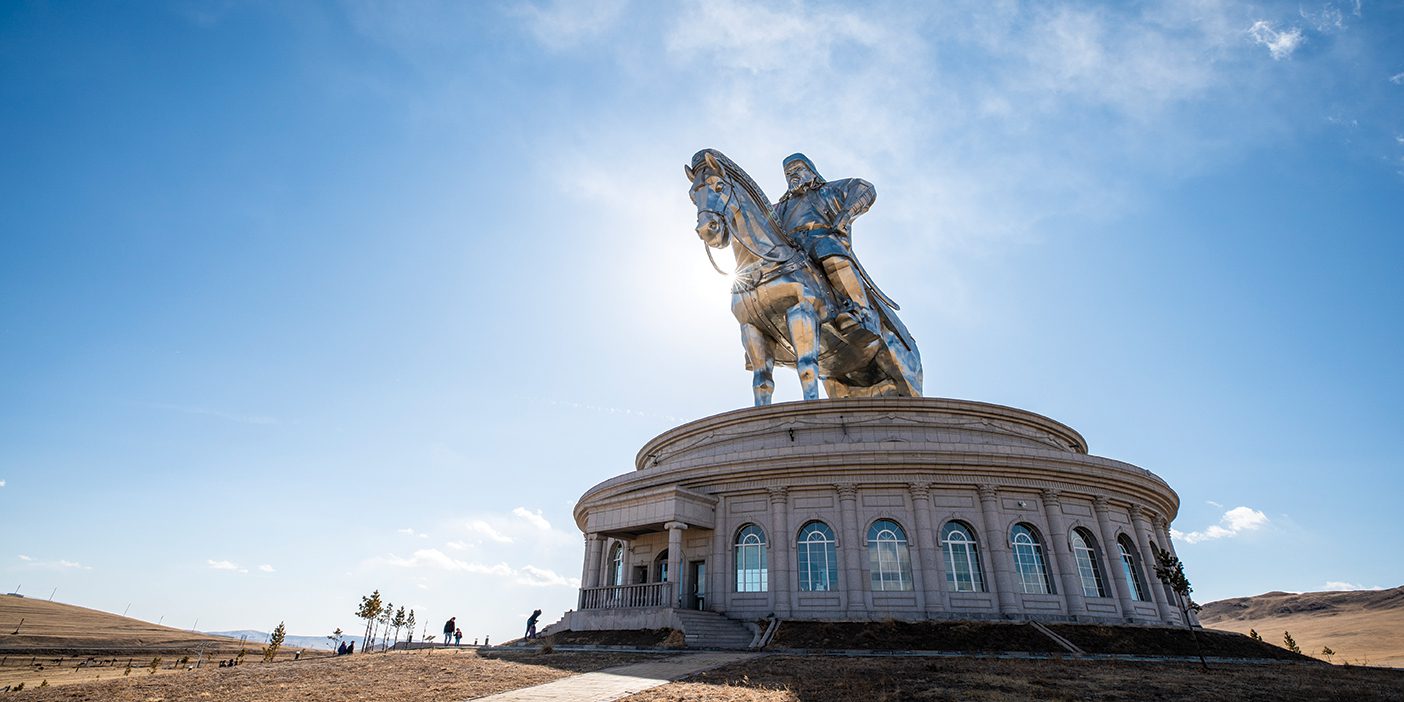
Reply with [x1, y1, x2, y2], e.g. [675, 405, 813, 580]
[561, 397, 1187, 638]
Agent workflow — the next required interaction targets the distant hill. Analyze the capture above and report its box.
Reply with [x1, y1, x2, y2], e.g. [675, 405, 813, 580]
[1200, 586, 1404, 667]
[0, 594, 252, 654]
[205, 629, 366, 652]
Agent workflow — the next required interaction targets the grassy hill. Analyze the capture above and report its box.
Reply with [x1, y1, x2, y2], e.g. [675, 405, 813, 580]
[1200, 586, 1404, 666]
[0, 594, 252, 654]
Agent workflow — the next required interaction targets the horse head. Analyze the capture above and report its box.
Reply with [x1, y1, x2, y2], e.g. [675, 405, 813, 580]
[686, 150, 732, 249]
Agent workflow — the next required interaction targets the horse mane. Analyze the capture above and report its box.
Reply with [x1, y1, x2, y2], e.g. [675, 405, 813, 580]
[691, 149, 787, 242]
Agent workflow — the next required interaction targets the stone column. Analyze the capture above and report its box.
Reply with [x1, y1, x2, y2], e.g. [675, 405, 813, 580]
[1151, 516, 1184, 626]
[977, 485, 1019, 616]
[665, 521, 687, 609]
[1039, 490, 1085, 618]
[908, 483, 942, 614]
[837, 483, 866, 616]
[1130, 506, 1176, 623]
[583, 533, 604, 589]
[1092, 497, 1133, 618]
[768, 488, 792, 616]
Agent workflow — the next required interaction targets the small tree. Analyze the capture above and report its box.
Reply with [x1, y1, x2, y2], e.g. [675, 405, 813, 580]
[148, 657, 162, 675]
[392, 606, 407, 645]
[1283, 631, 1301, 654]
[1322, 645, 1335, 662]
[263, 622, 287, 662]
[327, 627, 343, 650]
[356, 591, 383, 656]
[405, 610, 416, 643]
[378, 601, 394, 651]
[1248, 629, 1262, 642]
[1151, 543, 1207, 670]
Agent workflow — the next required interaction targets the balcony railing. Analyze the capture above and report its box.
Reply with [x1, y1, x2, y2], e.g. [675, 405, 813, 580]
[578, 582, 675, 610]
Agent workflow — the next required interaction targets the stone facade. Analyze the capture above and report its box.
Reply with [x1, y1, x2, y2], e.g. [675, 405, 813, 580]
[563, 398, 1188, 630]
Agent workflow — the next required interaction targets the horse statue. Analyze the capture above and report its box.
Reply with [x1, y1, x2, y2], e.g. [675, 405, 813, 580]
[686, 148, 923, 406]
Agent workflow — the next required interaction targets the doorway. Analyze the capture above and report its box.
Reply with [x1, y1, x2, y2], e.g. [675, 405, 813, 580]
[687, 560, 706, 610]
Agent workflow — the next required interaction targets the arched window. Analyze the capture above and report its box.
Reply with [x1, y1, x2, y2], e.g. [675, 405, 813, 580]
[1010, 523, 1053, 594]
[735, 524, 768, 592]
[941, 521, 984, 592]
[797, 521, 838, 592]
[866, 519, 913, 591]
[607, 542, 624, 587]
[654, 549, 669, 583]
[1070, 528, 1108, 598]
[1118, 535, 1146, 601]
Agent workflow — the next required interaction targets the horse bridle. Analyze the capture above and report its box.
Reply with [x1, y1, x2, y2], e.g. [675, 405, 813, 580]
[698, 170, 794, 276]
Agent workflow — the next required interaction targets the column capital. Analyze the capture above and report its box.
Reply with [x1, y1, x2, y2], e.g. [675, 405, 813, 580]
[835, 483, 859, 501]
[585, 532, 602, 544]
[664, 521, 689, 532]
[1152, 515, 1168, 531]
[767, 487, 789, 504]
[1128, 504, 1146, 520]
[1093, 495, 1111, 512]
[1040, 488, 1061, 504]
[977, 484, 999, 501]
[908, 483, 931, 501]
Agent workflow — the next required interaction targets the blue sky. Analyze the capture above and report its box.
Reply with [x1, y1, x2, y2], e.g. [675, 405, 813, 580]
[2, 0, 1401, 641]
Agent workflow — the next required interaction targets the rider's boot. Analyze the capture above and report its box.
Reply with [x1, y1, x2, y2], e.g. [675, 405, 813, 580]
[823, 258, 876, 333]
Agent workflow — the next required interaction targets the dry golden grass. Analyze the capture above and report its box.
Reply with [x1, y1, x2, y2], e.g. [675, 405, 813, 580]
[1199, 588, 1404, 667]
[3, 648, 660, 701]
[624, 655, 1404, 702]
[0, 596, 249, 653]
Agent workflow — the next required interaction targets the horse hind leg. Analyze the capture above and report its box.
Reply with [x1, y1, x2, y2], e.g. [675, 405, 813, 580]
[740, 323, 775, 406]
[786, 301, 821, 401]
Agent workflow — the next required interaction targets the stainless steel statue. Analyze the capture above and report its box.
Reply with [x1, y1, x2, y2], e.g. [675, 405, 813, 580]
[686, 149, 922, 406]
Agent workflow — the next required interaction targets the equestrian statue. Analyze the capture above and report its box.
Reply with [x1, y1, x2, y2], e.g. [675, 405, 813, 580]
[686, 149, 922, 406]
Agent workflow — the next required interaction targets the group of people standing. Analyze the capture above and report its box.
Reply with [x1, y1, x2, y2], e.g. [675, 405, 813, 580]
[438, 609, 542, 647]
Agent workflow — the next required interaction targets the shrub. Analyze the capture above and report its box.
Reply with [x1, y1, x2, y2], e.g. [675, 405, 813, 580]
[263, 622, 287, 662]
[1248, 629, 1262, 642]
[1283, 631, 1301, 654]
[148, 657, 162, 674]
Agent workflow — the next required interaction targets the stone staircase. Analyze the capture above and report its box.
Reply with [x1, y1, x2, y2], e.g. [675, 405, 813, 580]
[674, 609, 757, 650]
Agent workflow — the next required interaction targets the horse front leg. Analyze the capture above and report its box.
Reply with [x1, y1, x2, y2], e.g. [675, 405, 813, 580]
[786, 301, 821, 401]
[740, 323, 775, 406]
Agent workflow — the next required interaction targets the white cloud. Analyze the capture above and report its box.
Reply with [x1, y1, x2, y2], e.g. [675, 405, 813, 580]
[1323, 581, 1383, 591]
[515, 565, 580, 588]
[1249, 20, 1305, 60]
[18, 555, 90, 571]
[444, 540, 469, 551]
[381, 548, 514, 576]
[207, 559, 239, 571]
[397, 527, 430, 539]
[1206, 500, 1223, 508]
[1170, 506, 1270, 544]
[257, 564, 275, 573]
[0, 479, 6, 487]
[512, 507, 551, 531]
[1390, 72, 1404, 85]
[376, 550, 577, 588]
[515, 0, 627, 50]
[468, 520, 513, 544]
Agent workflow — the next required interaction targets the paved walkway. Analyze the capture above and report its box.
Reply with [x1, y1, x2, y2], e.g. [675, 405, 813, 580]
[466, 651, 759, 702]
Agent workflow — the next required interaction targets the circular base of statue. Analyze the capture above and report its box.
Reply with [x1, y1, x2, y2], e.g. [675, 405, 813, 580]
[565, 397, 1184, 635]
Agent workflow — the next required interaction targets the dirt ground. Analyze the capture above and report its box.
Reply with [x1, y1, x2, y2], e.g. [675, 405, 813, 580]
[624, 655, 1404, 702]
[0, 650, 316, 691]
[1, 647, 660, 700]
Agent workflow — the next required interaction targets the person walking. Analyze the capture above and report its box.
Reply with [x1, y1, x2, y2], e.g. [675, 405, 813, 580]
[454, 628, 462, 646]
[524, 609, 542, 639]
[442, 617, 456, 645]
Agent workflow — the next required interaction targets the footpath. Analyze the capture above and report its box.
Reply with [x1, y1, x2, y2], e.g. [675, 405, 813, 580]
[464, 651, 758, 702]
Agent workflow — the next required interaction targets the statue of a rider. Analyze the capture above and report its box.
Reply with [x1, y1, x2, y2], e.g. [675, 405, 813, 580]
[773, 153, 879, 332]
